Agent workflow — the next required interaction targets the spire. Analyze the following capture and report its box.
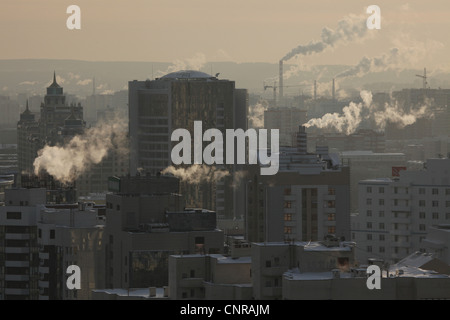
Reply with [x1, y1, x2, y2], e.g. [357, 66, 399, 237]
[53, 71, 56, 84]
[26, 99, 29, 111]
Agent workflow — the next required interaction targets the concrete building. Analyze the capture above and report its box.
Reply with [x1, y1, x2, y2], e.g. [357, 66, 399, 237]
[0, 95, 20, 129]
[246, 126, 351, 243]
[0, 188, 106, 300]
[340, 150, 407, 213]
[353, 158, 450, 264]
[282, 253, 450, 300]
[17, 101, 39, 176]
[422, 225, 450, 265]
[104, 174, 224, 290]
[168, 254, 252, 300]
[251, 240, 356, 300]
[128, 70, 248, 219]
[264, 107, 307, 147]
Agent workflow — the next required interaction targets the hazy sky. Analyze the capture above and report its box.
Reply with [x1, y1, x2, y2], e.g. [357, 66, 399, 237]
[1, 0, 450, 70]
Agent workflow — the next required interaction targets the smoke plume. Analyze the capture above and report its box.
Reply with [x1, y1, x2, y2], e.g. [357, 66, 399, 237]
[248, 100, 269, 129]
[281, 14, 368, 62]
[304, 91, 434, 134]
[33, 111, 128, 183]
[161, 165, 230, 184]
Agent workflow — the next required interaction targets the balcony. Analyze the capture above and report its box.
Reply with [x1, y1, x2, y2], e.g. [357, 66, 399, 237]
[38, 280, 50, 288]
[5, 247, 29, 254]
[4, 233, 31, 240]
[179, 278, 204, 288]
[391, 241, 411, 248]
[5, 288, 30, 295]
[39, 266, 49, 274]
[262, 266, 286, 277]
[391, 205, 411, 212]
[392, 193, 411, 201]
[5, 260, 30, 267]
[5, 275, 29, 281]
[39, 252, 49, 260]
[390, 229, 411, 236]
[262, 287, 282, 297]
[391, 217, 411, 224]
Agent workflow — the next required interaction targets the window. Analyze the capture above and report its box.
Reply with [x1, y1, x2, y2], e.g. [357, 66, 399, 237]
[367, 210, 372, 217]
[265, 260, 271, 268]
[394, 187, 398, 194]
[50, 230, 55, 239]
[284, 226, 292, 234]
[379, 223, 385, 230]
[367, 234, 372, 240]
[419, 212, 426, 219]
[367, 222, 372, 229]
[328, 188, 336, 195]
[432, 201, 439, 207]
[38, 229, 42, 238]
[379, 211, 385, 218]
[446, 201, 450, 208]
[6, 212, 21, 220]
[378, 187, 384, 193]
[432, 188, 439, 195]
[446, 213, 450, 220]
[367, 187, 372, 193]
[446, 189, 450, 195]
[419, 188, 425, 195]
[379, 234, 385, 241]
[379, 247, 385, 253]
[432, 212, 439, 219]
[419, 224, 426, 231]
[366, 199, 372, 205]
[328, 226, 336, 234]
[284, 201, 292, 209]
[367, 246, 372, 253]
[379, 199, 385, 206]
[419, 200, 426, 207]
[284, 214, 292, 221]
[327, 213, 335, 221]
[284, 188, 291, 195]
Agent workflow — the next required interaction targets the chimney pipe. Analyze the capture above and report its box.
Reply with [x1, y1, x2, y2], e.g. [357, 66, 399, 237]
[332, 78, 335, 101]
[314, 80, 317, 100]
[279, 60, 284, 104]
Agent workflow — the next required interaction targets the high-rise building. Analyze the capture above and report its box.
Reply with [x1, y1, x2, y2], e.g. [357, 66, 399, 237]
[246, 126, 351, 243]
[104, 174, 224, 289]
[128, 70, 248, 219]
[353, 158, 450, 264]
[0, 188, 105, 300]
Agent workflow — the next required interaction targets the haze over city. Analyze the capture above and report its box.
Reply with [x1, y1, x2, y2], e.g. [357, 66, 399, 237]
[0, 0, 450, 306]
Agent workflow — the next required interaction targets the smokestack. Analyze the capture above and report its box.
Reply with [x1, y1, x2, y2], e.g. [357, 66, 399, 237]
[314, 80, 317, 100]
[279, 60, 284, 104]
[332, 78, 335, 101]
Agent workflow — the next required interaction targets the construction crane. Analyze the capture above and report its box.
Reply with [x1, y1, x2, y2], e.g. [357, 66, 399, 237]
[416, 68, 428, 90]
[263, 81, 307, 106]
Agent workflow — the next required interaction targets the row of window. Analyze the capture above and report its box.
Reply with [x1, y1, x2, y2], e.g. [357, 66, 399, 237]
[366, 199, 450, 207]
[366, 186, 450, 195]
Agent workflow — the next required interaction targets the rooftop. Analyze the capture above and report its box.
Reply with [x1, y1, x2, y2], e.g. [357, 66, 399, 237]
[159, 70, 216, 80]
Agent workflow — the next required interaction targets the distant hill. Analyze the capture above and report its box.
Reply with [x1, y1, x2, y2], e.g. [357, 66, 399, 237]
[1, 59, 449, 99]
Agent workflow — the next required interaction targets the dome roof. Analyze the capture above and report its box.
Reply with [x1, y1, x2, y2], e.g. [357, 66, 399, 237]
[160, 70, 216, 80]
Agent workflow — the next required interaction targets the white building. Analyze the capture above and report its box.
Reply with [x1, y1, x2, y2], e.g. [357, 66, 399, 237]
[353, 158, 450, 264]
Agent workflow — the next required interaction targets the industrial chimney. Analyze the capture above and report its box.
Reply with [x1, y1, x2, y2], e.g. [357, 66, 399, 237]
[332, 78, 335, 101]
[314, 80, 317, 100]
[279, 60, 284, 104]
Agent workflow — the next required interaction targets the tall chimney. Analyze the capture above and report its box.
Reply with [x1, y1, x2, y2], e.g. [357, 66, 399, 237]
[279, 60, 284, 104]
[314, 80, 317, 100]
[332, 78, 335, 101]
[296, 125, 307, 154]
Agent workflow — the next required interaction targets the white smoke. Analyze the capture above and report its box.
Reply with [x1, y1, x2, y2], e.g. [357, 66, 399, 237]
[304, 91, 434, 134]
[161, 165, 230, 184]
[248, 100, 269, 129]
[281, 13, 369, 62]
[335, 48, 401, 79]
[33, 111, 128, 183]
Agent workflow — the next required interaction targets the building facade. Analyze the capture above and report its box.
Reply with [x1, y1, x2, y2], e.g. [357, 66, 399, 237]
[353, 158, 450, 264]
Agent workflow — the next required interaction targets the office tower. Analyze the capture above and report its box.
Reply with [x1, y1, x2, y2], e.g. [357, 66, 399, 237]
[353, 158, 450, 264]
[246, 126, 351, 243]
[128, 70, 248, 219]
